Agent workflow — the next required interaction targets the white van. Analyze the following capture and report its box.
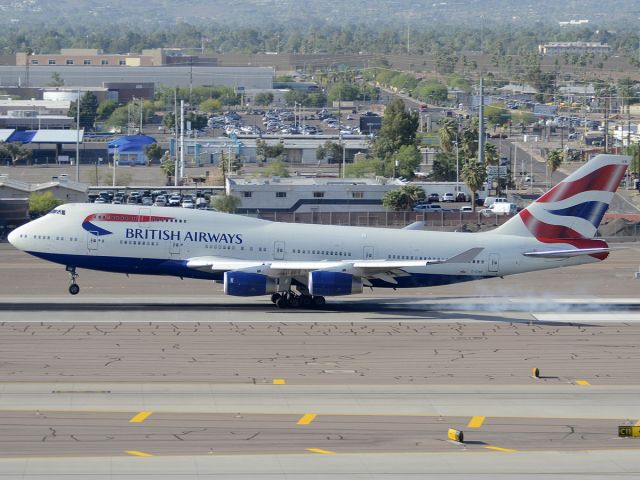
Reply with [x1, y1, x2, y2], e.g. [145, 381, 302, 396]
[481, 202, 517, 216]
[483, 197, 508, 208]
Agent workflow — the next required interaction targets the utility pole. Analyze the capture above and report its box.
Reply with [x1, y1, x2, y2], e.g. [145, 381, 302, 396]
[180, 99, 185, 183]
[478, 77, 485, 164]
[174, 88, 179, 187]
[76, 87, 80, 182]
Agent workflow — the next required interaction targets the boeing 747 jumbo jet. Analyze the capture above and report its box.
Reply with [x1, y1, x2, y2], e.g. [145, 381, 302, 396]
[8, 154, 629, 308]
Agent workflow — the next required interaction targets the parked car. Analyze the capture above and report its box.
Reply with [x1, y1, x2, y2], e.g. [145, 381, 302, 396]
[168, 195, 182, 207]
[441, 192, 455, 202]
[455, 192, 468, 202]
[427, 193, 440, 203]
[459, 206, 473, 213]
[154, 195, 167, 207]
[414, 204, 445, 213]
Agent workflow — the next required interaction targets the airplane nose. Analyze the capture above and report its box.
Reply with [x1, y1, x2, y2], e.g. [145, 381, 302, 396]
[8, 225, 25, 250]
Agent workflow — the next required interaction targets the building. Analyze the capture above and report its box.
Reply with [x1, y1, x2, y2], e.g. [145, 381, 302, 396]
[0, 65, 274, 90]
[109, 135, 157, 166]
[0, 175, 88, 203]
[181, 135, 370, 167]
[538, 42, 610, 56]
[227, 176, 406, 214]
[0, 129, 84, 164]
[0, 197, 29, 230]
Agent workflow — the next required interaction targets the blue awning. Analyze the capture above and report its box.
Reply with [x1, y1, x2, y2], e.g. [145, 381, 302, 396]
[108, 135, 156, 153]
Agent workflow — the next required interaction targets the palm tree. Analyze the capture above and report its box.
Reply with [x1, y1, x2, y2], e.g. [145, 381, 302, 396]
[438, 118, 458, 153]
[461, 160, 487, 212]
[484, 143, 498, 165]
[546, 149, 564, 187]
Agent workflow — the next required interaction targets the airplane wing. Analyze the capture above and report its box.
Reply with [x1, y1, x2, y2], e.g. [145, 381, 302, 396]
[522, 247, 610, 258]
[186, 248, 484, 276]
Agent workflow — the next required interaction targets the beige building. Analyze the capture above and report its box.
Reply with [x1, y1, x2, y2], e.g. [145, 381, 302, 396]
[0, 175, 88, 203]
[16, 48, 177, 68]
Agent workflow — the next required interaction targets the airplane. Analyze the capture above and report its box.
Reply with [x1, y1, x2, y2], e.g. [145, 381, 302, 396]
[8, 154, 629, 308]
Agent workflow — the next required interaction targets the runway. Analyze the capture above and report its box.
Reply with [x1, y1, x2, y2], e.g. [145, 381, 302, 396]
[1, 245, 640, 478]
[0, 410, 635, 458]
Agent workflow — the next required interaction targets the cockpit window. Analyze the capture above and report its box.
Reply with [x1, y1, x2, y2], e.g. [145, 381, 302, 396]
[49, 209, 66, 215]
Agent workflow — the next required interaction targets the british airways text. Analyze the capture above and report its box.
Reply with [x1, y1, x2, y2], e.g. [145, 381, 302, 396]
[125, 228, 243, 244]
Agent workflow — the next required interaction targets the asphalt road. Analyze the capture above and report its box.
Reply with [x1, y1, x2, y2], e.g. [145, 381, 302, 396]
[1, 244, 640, 478]
[0, 411, 633, 458]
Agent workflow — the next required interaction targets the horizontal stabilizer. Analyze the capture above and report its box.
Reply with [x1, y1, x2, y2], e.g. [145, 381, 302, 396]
[522, 247, 610, 258]
[402, 221, 424, 230]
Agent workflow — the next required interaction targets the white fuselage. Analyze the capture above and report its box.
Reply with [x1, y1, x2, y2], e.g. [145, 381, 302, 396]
[8, 203, 598, 291]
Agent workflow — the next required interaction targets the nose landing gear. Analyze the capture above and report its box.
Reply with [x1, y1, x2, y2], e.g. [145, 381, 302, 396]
[66, 266, 80, 295]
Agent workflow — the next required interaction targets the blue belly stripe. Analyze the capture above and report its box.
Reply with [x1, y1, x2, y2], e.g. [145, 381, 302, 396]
[25, 251, 486, 290]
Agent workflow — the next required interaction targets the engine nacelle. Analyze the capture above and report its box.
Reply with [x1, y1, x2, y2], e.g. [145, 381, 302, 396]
[308, 271, 363, 297]
[224, 271, 277, 297]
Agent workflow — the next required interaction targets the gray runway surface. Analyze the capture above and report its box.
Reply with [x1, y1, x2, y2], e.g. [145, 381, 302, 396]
[1, 245, 640, 478]
[0, 411, 634, 458]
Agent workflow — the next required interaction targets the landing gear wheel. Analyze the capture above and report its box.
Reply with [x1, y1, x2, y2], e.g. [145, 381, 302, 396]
[275, 297, 289, 309]
[289, 296, 301, 308]
[312, 296, 326, 307]
[66, 266, 79, 296]
[271, 293, 282, 304]
[300, 295, 313, 308]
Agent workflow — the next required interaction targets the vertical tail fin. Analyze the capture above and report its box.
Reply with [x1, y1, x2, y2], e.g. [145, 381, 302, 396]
[495, 154, 630, 240]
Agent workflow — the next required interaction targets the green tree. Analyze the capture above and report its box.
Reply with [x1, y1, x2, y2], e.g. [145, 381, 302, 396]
[344, 158, 384, 178]
[387, 144, 421, 179]
[414, 80, 448, 103]
[485, 103, 511, 127]
[546, 149, 564, 182]
[327, 82, 360, 102]
[0, 142, 32, 165]
[382, 185, 426, 211]
[461, 160, 487, 212]
[626, 143, 640, 175]
[484, 143, 498, 166]
[28, 191, 62, 218]
[430, 152, 457, 181]
[199, 98, 222, 114]
[96, 99, 118, 122]
[260, 159, 290, 177]
[144, 143, 165, 164]
[211, 194, 241, 213]
[256, 139, 284, 161]
[254, 92, 274, 106]
[105, 106, 129, 130]
[46, 72, 64, 87]
[186, 112, 208, 130]
[160, 156, 176, 182]
[316, 141, 342, 163]
[370, 98, 418, 162]
[438, 118, 458, 153]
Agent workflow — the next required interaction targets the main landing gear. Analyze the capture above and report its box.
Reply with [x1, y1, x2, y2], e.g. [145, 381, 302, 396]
[66, 266, 80, 295]
[271, 291, 325, 309]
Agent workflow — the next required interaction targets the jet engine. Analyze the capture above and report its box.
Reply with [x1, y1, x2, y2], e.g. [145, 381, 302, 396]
[308, 271, 363, 296]
[224, 271, 278, 296]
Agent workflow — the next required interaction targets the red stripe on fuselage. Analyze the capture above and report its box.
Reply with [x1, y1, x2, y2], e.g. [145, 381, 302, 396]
[84, 213, 174, 223]
[537, 164, 627, 203]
